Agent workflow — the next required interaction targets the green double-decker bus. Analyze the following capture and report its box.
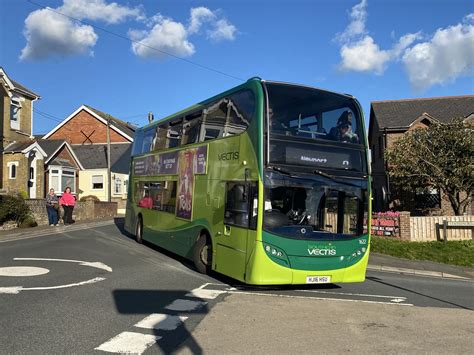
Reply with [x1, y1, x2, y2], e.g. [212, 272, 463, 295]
[125, 78, 371, 285]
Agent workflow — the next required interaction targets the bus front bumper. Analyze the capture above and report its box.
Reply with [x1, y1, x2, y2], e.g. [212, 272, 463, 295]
[245, 241, 370, 285]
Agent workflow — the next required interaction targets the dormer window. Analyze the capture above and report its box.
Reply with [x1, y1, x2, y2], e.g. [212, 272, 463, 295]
[10, 97, 21, 130]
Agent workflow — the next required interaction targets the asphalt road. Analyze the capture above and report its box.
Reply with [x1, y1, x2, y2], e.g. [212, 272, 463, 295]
[0, 221, 473, 354]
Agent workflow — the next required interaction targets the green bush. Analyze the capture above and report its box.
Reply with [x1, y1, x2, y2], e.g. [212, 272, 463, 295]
[18, 190, 28, 199]
[18, 215, 38, 228]
[0, 193, 31, 225]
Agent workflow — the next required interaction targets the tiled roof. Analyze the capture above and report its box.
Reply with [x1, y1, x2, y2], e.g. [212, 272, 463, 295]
[3, 139, 67, 157]
[3, 140, 35, 153]
[371, 95, 474, 129]
[36, 139, 66, 156]
[71, 143, 131, 174]
[11, 79, 40, 98]
[84, 105, 136, 139]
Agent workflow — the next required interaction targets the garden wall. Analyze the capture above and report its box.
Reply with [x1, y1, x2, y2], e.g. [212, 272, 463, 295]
[370, 211, 473, 241]
[25, 199, 117, 226]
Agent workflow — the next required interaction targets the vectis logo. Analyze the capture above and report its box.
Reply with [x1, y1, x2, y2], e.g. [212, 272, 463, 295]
[308, 245, 336, 256]
[218, 151, 239, 161]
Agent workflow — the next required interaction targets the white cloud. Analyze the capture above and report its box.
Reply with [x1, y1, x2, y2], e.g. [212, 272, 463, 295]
[402, 20, 474, 90]
[336, 2, 473, 89]
[188, 7, 215, 34]
[20, 1, 237, 61]
[20, 0, 143, 60]
[392, 32, 421, 57]
[129, 7, 237, 59]
[59, 0, 144, 24]
[340, 36, 390, 74]
[337, 0, 367, 42]
[20, 9, 98, 60]
[208, 19, 237, 42]
[336, 0, 420, 74]
[129, 18, 195, 59]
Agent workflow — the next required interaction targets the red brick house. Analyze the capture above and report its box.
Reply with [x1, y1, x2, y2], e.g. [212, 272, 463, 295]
[43, 104, 134, 144]
[42, 105, 135, 210]
[3, 103, 135, 209]
[368, 95, 474, 215]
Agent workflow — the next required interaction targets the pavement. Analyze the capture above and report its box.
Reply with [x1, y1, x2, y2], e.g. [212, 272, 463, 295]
[1, 218, 472, 281]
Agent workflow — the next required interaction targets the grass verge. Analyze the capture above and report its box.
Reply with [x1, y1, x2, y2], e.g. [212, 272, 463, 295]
[370, 237, 474, 267]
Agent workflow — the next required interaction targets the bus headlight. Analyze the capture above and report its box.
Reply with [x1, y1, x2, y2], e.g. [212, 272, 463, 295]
[348, 247, 367, 262]
[263, 243, 289, 265]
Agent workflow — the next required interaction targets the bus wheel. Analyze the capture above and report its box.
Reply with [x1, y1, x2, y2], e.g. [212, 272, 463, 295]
[135, 216, 143, 244]
[193, 234, 211, 274]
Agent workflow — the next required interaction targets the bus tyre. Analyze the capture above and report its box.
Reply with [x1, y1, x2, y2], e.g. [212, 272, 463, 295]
[193, 235, 211, 274]
[135, 216, 143, 244]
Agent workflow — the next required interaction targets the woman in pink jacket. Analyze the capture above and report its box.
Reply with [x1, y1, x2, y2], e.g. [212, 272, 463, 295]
[59, 186, 76, 225]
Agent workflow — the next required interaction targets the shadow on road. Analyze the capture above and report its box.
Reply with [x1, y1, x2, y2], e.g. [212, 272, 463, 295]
[367, 276, 472, 310]
[113, 289, 209, 354]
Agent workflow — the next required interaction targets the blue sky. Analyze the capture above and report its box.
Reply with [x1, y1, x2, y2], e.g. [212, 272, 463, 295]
[1, 0, 473, 135]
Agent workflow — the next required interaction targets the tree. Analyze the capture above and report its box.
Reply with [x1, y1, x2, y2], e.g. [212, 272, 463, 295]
[385, 118, 473, 215]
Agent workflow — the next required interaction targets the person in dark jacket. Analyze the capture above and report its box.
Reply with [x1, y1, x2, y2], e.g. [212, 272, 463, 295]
[329, 111, 359, 143]
[45, 188, 59, 226]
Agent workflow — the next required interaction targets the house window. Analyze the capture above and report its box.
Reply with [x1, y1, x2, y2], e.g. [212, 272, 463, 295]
[8, 162, 19, 179]
[10, 98, 21, 130]
[49, 167, 76, 194]
[114, 177, 122, 194]
[92, 175, 104, 190]
[62, 170, 76, 193]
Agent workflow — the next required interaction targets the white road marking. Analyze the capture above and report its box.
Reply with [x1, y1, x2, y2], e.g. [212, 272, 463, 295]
[165, 299, 208, 312]
[134, 313, 188, 331]
[0, 286, 22, 294]
[391, 298, 406, 303]
[186, 288, 227, 300]
[299, 289, 407, 300]
[14, 258, 113, 272]
[0, 277, 106, 294]
[0, 266, 49, 277]
[226, 290, 413, 306]
[94, 331, 161, 354]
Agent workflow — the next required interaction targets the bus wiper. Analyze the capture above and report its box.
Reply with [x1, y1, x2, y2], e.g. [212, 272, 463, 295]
[314, 169, 362, 188]
[270, 166, 292, 176]
[313, 169, 335, 180]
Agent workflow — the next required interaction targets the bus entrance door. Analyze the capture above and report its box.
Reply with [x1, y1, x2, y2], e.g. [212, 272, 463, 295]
[215, 182, 251, 281]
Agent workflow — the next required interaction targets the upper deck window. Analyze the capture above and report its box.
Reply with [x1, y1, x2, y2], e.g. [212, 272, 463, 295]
[266, 83, 362, 144]
[265, 83, 366, 172]
[131, 89, 256, 156]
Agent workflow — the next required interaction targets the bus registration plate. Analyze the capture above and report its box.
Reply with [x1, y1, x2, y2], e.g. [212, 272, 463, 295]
[306, 276, 331, 284]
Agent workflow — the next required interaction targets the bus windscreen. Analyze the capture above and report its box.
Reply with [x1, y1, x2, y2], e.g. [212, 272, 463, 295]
[266, 83, 366, 172]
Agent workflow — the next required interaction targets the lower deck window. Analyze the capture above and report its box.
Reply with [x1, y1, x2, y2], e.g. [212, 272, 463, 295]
[136, 181, 177, 213]
[224, 182, 258, 229]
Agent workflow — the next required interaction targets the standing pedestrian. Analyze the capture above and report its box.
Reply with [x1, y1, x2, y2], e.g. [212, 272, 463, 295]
[45, 188, 59, 226]
[59, 186, 76, 225]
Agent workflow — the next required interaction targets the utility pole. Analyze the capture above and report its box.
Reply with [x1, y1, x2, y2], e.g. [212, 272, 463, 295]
[107, 117, 111, 202]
